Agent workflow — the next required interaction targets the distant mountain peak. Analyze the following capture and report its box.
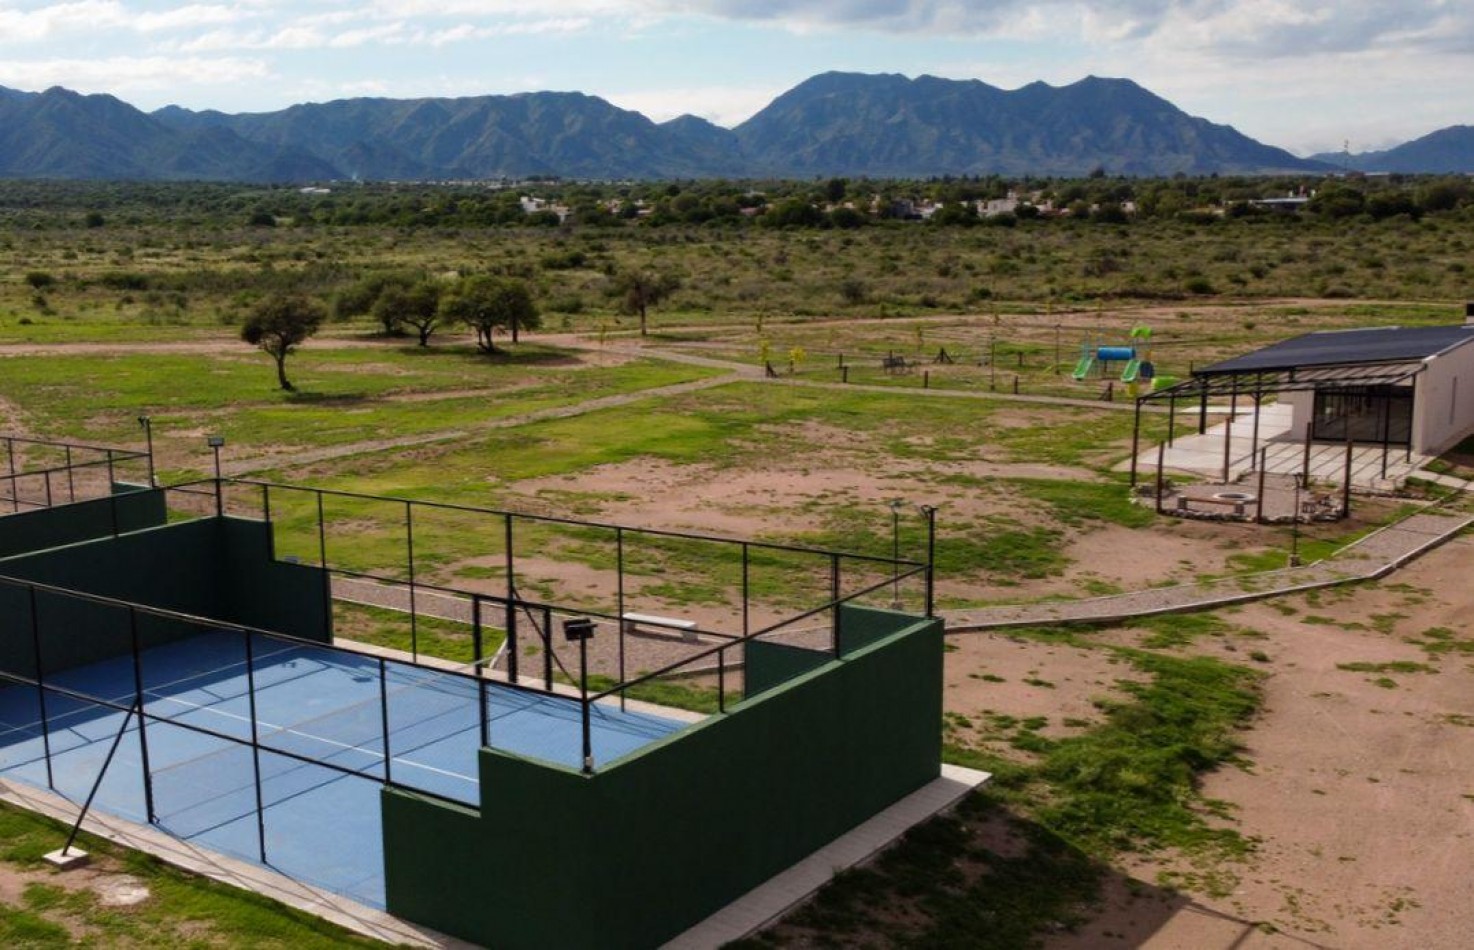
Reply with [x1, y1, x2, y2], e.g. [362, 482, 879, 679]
[0, 71, 1363, 182]
[1317, 124, 1474, 174]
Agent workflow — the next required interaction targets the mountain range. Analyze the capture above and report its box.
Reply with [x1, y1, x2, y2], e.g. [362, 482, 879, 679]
[0, 71, 1461, 182]
[1311, 126, 1474, 174]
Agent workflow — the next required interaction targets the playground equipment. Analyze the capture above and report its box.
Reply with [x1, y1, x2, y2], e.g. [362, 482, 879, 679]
[1074, 326, 1155, 385]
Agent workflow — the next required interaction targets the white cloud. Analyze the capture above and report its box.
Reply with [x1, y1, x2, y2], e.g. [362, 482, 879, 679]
[173, 14, 593, 51]
[0, 54, 269, 93]
[0, 1, 249, 42]
[602, 83, 785, 126]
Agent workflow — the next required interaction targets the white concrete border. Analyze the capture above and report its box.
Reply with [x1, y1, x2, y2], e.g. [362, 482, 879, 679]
[662, 764, 991, 949]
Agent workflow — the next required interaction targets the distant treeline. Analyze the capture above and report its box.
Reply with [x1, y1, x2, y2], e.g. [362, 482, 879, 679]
[0, 174, 1469, 231]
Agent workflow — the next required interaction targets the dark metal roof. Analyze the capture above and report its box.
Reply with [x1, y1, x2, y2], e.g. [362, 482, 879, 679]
[1142, 361, 1424, 403]
[1198, 324, 1474, 375]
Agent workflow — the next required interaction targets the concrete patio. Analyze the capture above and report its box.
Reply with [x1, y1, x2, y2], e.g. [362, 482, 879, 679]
[1124, 401, 1427, 492]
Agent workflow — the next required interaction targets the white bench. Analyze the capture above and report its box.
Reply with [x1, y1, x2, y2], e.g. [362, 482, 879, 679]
[621, 612, 699, 642]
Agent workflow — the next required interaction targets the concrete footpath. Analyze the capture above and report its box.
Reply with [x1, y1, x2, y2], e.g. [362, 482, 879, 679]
[943, 507, 1474, 632]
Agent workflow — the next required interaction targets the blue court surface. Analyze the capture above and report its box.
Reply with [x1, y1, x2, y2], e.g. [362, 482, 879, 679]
[0, 630, 688, 907]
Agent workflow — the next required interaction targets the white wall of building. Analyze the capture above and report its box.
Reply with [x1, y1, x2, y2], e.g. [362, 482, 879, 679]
[1282, 390, 1315, 442]
[1414, 343, 1474, 454]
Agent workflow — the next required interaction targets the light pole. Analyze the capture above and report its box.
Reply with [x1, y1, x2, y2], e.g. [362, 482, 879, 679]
[207, 435, 225, 517]
[1289, 473, 1304, 567]
[136, 416, 155, 487]
[918, 504, 938, 618]
[889, 499, 905, 608]
[563, 617, 596, 774]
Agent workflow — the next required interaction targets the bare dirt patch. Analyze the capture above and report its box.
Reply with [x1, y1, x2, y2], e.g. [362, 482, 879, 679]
[1051, 533, 1474, 949]
[945, 631, 1144, 740]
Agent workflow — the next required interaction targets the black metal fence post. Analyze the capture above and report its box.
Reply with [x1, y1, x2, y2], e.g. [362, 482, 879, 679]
[579, 634, 592, 774]
[242, 631, 268, 863]
[1255, 447, 1267, 524]
[741, 543, 750, 638]
[261, 484, 274, 559]
[1155, 438, 1167, 514]
[127, 607, 156, 824]
[28, 587, 54, 790]
[378, 656, 393, 785]
[141, 416, 156, 487]
[5, 438, 15, 512]
[405, 501, 418, 662]
[317, 491, 331, 639]
[829, 553, 841, 657]
[64, 446, 75, 502]
[541, 612, 552, 690]
[472, 596, 489, 747]
[505, 596, 519, 685]
[717, 647, 726, 714]
[616, 527, 626, 711]
[923, 504, 937, 618]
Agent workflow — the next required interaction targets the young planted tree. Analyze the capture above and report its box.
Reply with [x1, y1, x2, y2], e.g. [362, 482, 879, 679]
[616, 270, 679, 336]
[374, 280, 443, 346]
[241, 294, 325, 391]
[440, 276, 540, 354]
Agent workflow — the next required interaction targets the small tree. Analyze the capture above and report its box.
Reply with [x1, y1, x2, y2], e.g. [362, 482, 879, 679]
[241, 294, 324, 391]
[617, 270, 679, 336]
[374, 280, 442, 346]
[441, 276, 539, 354]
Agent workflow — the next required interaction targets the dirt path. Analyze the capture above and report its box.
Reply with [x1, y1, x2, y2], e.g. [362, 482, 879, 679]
[223, 373, 743, 475]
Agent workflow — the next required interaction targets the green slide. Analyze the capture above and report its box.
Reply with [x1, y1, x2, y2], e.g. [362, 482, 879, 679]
[1072, 355, 1093, 380]
[1120, 358, 1141, 382]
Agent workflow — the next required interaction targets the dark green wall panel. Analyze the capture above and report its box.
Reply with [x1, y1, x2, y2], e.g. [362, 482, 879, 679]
[0, 518, 329, 678]
[383, 605, 943, 950]
[0, 488, 166, 559]
[744, 638, 829, 697]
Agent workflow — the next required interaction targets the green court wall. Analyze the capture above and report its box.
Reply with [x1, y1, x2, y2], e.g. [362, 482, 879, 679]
[382, 605, 942, 950]
[744, 638, 831, 695]
[0, 517, 330, 678]
[0, 486, 166, 560]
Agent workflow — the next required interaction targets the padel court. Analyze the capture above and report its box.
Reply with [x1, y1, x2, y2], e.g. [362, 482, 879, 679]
[0, 445, 945, 949]
[0, 627, 686, 907]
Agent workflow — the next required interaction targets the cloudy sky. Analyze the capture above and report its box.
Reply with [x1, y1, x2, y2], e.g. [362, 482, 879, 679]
[0, 1, 1468, 155]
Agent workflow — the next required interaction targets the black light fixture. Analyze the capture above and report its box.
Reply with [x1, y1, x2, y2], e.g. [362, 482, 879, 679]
[563, 617, 595, 642]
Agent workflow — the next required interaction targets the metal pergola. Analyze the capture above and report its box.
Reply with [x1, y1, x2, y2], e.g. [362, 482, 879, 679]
[1127, 360, 1426, 489]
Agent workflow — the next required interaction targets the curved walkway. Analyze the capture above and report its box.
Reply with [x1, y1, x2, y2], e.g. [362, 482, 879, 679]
[942, 507, 1474, 632]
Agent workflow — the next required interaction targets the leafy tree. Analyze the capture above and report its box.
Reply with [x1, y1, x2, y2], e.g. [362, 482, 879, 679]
[930, 202, 978, 227]
[1308, 185, 1366, 219]
[374, 280, 443, 346]
[334, 272, 413, 329]
[241, 294, 325, 391]
[616, 270, 680, 336]
[441, 276, 539, 353]
[763, 198, 825, 229]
